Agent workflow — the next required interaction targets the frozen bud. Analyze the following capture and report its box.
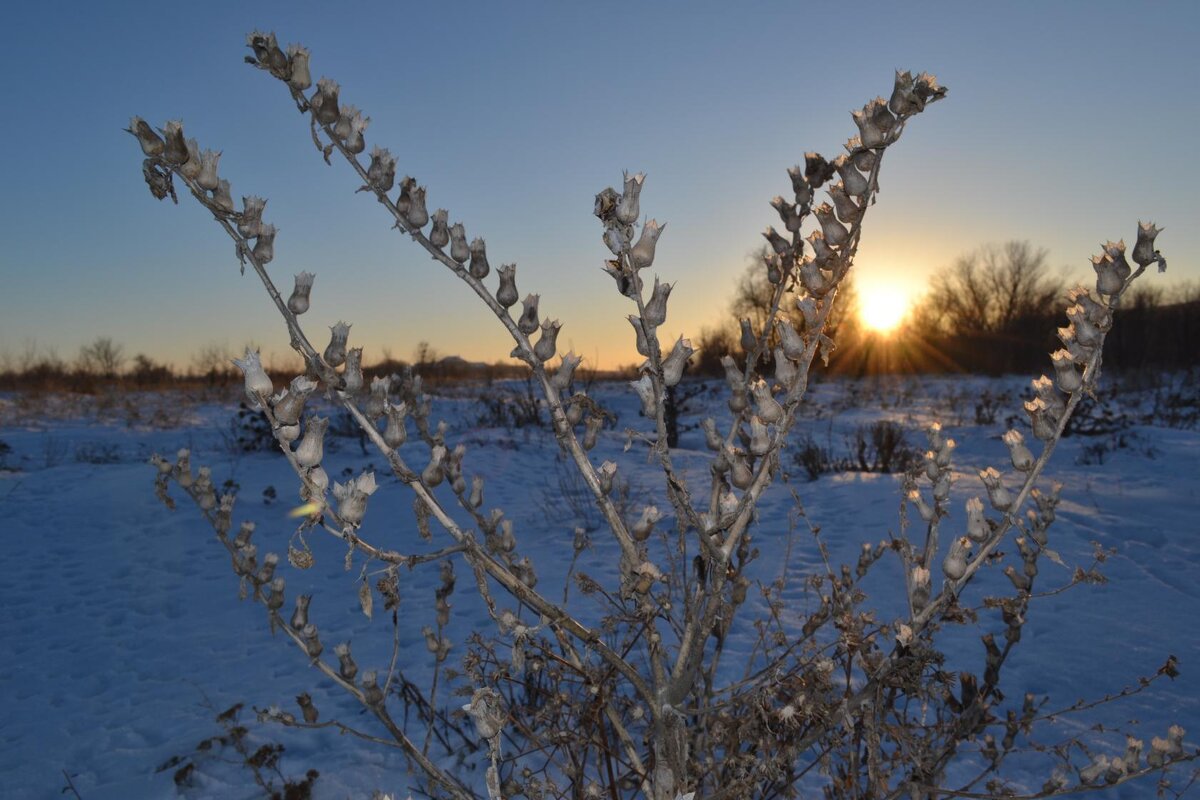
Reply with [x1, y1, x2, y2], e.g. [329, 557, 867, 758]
[236, 196, 267, 239]
[1091, 252, 1124, 296]
[615, 171, 645, 225]
[770, 196, 803, 232]
[405, 185, 429, 229]
[232, 348, 273, 404]
[908, 489, 935, 523]
[324, 321, 351, 367]
[428, 209, 450, 248]
[179, 137, 202, 180]
[787, 164, 813, 206]
[943, 536, 971, 581]
[631, 374, 658, 417]
[661, 337, 694, 387]
[282, 271, 315, 316]
[629, 219, 665, 270]
[267, 577, 286, 610]
[364, 147, 396, 194]
[748, 416, 770, 456]
[632, 505, 660, 541]
[212, 179, 236, 214]
[775, 319, 807, 360]
[750, 379, 783, 423]
[629, 315, 652, 357]
[966, 497, 989, 543]
[423, 445, 446, 487]
[128, 116, 164, 157]
[701, 417, 723, 451]
[286, 44, 311, 91]
[1079, 755, 1110, 785]
[340, 347, 363, 395]
[910, 566, 931, 611]
[313, 78, 340, 126]
[888, 69, 920, 116]
[468, 237, 490, 279]
[1131, 221, 1163, 267]
[582, 414, 603, 450]
[195, 149, 221, 192]
[437, 221, 467, 262]
[979, 467, 1012, 512]
[496, 264, 519, 308]
[517, 294, 540, 335]
[1002, 429, 1035, 471]
[763, 226, 791, 256]
[827, 182, 862, 224]
[358, 670, 384, 706]
[462, 688, 506, 743]
[1050, 349, 1083, 394]
[598, 461, 617, 495]
[161, 120, 188, 165]
[643, 276, 673, 328]
[533, 319, 562, 362]
[332, 471, 377, 527]
[814, 203, 849, 248]
[294, 416, 329, 468]
[551, 351, 582, 391]
[290, 593, 311, 631]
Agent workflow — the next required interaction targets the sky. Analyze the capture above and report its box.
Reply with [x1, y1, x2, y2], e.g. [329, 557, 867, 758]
[1, 0, 1197, 372]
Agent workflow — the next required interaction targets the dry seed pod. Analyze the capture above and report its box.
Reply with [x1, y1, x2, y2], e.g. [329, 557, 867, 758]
[629, 219, 665, 270]
[496, 264, 518, 308]
[517, 294, 540, 335]
[615, 171, 644, 225]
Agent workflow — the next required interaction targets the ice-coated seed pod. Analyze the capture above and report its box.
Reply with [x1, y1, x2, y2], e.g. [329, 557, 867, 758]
[788, 164, 813, 206]
[406, 185, 429, 229]
[739, 318, 757, 353]
[129, 116, 164, 157]
[909, 565, 931, 611]
[237, 196, 266, 239]
[934, 437, 956, 468]
[814, 202, 849, 248]
[267, 577, 285, 610]
[966, 497, 989, 542]
[701, 417, 723, 451]
[1004, 565, 1032, 593]
[272, 375, 317, 426]
[423, 445, 446, 487]
[775, 319, 806, 360]
[763, 226, 791, 256]
[629, 219, 665, 270]
[468, 237, 489, 278]
[908, 489, 935, 523]
[365, 147, 396, 194]
[178, 137, 202, 180]
[496, 264, 518, 308]
[361, 670, 384, 705]
[232, 348, 273, 404]
[643, 276, 673, 328]
[302, 623, 323, 658]
[720, 354, 745, 393]
[313, 78, 340, 126]
[365, 376, 388, 420]
[748, 416, 770, 457]
[933, 472, 951, 502]
[1102, 240, 1132, 282]
[628, 315, 652, 357]
[324, 321, 351, 367]
[251, 223, 276, 264]
[332, 472, 377, 526]
[1092, 253, 1124, 296]
[631, 374, 658, 417]
[161, 120, 188, 165]
[603, 225, 628, 256]
[194, 149, 221, 192]
[468, 475, 484, 508]
[296, 692, 318, 724]
[517, 294, 540, 335]
[750, 379, 783, 423]
[799, 260, 829, 296]
[1124, 737, 1143, 771]
[565, 400, 583, 426]
[979, 467, 1012, 512]
[533, 319, 562, 362]
[726, 445, 754, 490]
[774, 346, 797, 387]
[943, 536, 971, 581]
[632, 505, 660, 541]
[306, 464, 329, 497]
[212, 179, 236, 214]
[551, 352, 582, 391]
[852, 97, 896, 149]
[290, 593, 311, 631]
[294, 416, 329, 468]
[582, 414, 603, 450]
[1050, 349, 1082, 394]
[1003, 429, 1035, 471]
[615, 171, 645, 225]
[346, 109, 370, 154]
[333, 103, 358, 141]
[428, 209, 450, 248]
[807, 229, 835, 265]
[835, 153, 871, 198]
[661, 337, 694, 387]
[1079, 755, 1109, 785]
[769, 196, 802, 232]
[286, 44, 311, 91]
[446, 222, 468, 263]
[598, 461, 617, 495]
[341, 347, 363, 395]
[286, 271, 315, 315]
[1131, 221, 1163, 267]
[827, 182, 862, 224]
[462, 687, 506, 743]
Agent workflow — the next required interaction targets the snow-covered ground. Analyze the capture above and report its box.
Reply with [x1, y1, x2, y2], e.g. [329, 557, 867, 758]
[1, 374, 1196, 799]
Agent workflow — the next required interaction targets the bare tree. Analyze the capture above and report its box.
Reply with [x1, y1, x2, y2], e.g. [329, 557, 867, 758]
[921, 241, 1065, 336]
[78, 337, 126, 377]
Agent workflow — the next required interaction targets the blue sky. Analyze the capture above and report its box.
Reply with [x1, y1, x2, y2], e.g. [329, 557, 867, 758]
[1, 0, 1197, 370]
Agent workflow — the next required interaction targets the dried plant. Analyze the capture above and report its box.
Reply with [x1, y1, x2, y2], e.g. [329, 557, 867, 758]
[131, 31, 1194, 800]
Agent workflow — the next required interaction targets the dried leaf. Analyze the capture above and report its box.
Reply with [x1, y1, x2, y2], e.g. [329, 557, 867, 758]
[359, 580, 374, 620]
[1042, 547, 1065, 567]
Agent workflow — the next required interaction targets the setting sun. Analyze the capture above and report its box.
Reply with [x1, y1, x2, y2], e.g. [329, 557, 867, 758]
[859, 286, 910, 333]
